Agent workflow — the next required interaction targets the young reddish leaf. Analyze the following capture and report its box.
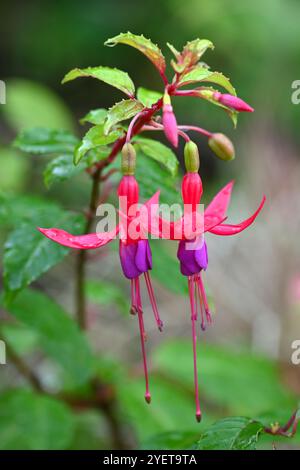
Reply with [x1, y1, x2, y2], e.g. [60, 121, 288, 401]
[104, 99, 144, 135]
[62, 66, 135, 97]
[105, 32, 166, 75]
[137, 87, 162, 108]
[169, 39, 214, 74]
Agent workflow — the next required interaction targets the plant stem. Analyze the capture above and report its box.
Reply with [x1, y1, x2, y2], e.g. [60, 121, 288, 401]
[75, 167, 101, 330]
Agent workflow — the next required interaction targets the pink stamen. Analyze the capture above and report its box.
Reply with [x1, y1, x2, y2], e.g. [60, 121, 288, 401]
[135, 278, 151, 404]
[130, 279, 137, 315]
[144, 272, 164, 331]
[198, 273, 212, 325]
[188, 277, 202, 422]
[196, 276, 206, 331]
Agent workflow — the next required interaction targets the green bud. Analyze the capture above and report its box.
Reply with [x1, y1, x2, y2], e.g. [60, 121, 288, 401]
[121, 143, 136, 175]
[184, 141, 200, 172]
[208, 133, 235, 161]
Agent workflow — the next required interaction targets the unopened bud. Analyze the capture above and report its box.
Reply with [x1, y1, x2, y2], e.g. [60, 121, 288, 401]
[208, 133, 235, 161]
[162, 93, 178, 148]
[184, 141, 199, 172]
[121, 143, 136, 175]
[213, 91, 254, 113]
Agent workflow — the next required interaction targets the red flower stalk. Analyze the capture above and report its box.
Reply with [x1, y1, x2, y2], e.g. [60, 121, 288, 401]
[38, 143, 163, 404]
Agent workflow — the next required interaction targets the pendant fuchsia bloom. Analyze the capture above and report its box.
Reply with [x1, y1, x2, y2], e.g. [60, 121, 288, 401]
[38, 33, 265, 421]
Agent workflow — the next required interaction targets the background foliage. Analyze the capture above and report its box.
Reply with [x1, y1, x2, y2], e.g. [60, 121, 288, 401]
[0, 0, 300, 450]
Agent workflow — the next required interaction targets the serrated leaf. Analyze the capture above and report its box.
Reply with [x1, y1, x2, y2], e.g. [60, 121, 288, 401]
[3, 206, 85, 301]
[13, 128, 79, 154]
[62, 66, 135, 97]
[74, 124, 122, 165]
[179, 67, 236, 96]
[104, 99, 144, 135]
[136, 87, 162, 108]
[105, 32, 166, 75]
[43, 149, 109, 188]
[0, 390, 74, 450]
[194, 417, 263, 450]
[134, 137, 178, 176]
[166, 42, 180, 59]
[3, 289, 95, 386]
[80, 108, 107, 125]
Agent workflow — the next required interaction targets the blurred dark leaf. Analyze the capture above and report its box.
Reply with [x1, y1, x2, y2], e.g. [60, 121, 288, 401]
[0, 389, 74, 450]
[2, 79, 74, 132]
[104, 99, 144, 135]
[141, 430, 200, 450]
[137, 87, 162, 107]
[68, 411, 108, 450]
[1, 323, 39, 355]
[134, 137, 179, 176]
[86, 279, 129, 316]
[62, 66, 135, 97]
[14, 128, 78, 154]
[153, 341, 296, 415]
[3, 205, 84, 301]
[194, 417, 263, 450]
[2, 289, 95, 387]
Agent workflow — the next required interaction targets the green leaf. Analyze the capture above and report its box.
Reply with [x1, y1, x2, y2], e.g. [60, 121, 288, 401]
[179, 67, 236, 96]
[74, 124, 122, 165]
[134, 137, 178, 176]
[80, 108, 107, 126]
[194, 417, 263, 450]
[62, 66, 135, 97]
[86, 279, 128, 316]
[3, 205, 85, 301]
[153, 341, 296, 416]
[104, 99, 144, 135]
[0, 389, 74, 450]
[43, 154, 85, 187]
[192, 87, 238, 127]
[13, 128, 79, 154]
[3, 289, 95, 386]
[105, 32, 166, 74]
[135, 152, 180, 205]
[137, 87, 162, 108]
[1, 79, 74, 132]
[1, 323, 39, 355]
[141, 430, 200, 450]
[118, 374, 206, 441]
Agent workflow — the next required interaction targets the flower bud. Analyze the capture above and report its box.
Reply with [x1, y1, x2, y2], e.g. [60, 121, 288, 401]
[208, 133, 235, 161]
[162, 93, 178, 148]
[184, 141, 200, 173]
[121, 143, 136, 175]
[213, 91, 254, 113]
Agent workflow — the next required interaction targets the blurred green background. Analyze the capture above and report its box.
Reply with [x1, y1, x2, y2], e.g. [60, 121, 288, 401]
[0, 0, 300, 450]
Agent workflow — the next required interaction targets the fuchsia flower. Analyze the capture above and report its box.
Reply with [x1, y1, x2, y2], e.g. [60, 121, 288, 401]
[39, 144, 162, 404]
[154, 141, 265, 422]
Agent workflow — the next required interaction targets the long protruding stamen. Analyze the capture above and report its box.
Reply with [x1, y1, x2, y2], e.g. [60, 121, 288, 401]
[144, 272, 164, 331]
[198, 273, 212, 325]
[130, 279, 137, 315]
[135, 277, 151, 404]
[188, 277, 202, 422]
[196, 276, 206, 331]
